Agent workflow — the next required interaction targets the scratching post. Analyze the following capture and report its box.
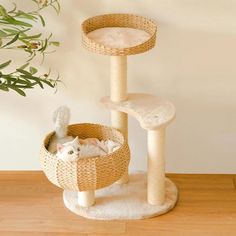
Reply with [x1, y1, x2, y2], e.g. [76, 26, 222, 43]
[56, 13, 179, 219]
[147, 128, 165, 205]
[110, 56, 128, 184]
[78, 190, 95, 207]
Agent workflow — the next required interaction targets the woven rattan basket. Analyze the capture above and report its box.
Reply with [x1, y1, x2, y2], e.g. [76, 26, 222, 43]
[40, 123, 130, 192]
[81, 13, 157, 56]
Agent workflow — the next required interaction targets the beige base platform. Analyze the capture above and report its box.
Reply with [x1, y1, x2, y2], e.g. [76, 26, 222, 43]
[63, 172, 178, 220]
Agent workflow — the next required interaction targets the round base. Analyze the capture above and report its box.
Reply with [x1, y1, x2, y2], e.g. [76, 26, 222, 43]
[63, 172, 178, 220]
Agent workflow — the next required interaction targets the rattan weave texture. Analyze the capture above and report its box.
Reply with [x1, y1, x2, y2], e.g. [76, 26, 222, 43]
[40, 123, 130, 191]
[81, 13, 157, 56]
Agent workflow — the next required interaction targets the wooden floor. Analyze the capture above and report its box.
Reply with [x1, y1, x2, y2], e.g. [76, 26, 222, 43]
[0, 172, 236, 236]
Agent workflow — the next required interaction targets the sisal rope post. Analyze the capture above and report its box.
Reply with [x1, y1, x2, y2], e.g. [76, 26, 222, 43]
[78, 190, 95, 207]
[110, 56, 129, 184]
[147, 128, 165, 205]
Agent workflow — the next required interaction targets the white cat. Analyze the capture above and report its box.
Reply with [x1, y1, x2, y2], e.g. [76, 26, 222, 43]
[56, 136, 80, 162]
[57, 137, 120, 161]
[48, 106, 121, 162]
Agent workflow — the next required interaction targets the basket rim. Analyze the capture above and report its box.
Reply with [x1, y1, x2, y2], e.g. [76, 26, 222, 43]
[81, 13, 157, 56]
[42, 122, 127, 163]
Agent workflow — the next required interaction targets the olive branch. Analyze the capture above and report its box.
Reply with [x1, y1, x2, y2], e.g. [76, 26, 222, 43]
[0, 0, 61, 96]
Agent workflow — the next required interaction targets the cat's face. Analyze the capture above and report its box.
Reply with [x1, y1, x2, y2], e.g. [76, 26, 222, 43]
[56, 137, 80, 162]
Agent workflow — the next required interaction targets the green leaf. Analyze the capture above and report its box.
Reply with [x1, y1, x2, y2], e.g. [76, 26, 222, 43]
[29, 66, 37, 74]
[20, 74, 44, 89]
[0, 5, 8, 17]
[2, 33, 19, 47]
[0, 60, 11, 69]
[8, 85, 26, 96]
[20, 33, 42, 40]
[31, 0, 40, 6]
[19, 63, 29, 70]
[2, 28, 29, 37]
[41, 79, 54, 88]
[0, 30, 7, 37]
[2, 17, 32, 28]
[15, 11, 38, 21]
[39, 38, 48, 52]
[38, 15, 45, 27]
[12, 78, 30, 85]
[49, 41, 60, 46]
[0, 84, 9, 91]
[16, 68, 31, 75]
[2, 28, 19, 34]
[8, 3, 17, 14]
[51, 1, 61, 14]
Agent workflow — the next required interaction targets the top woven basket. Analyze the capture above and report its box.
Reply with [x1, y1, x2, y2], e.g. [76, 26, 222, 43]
[81, 13, 157, 56]
[40, 123, 130, 192]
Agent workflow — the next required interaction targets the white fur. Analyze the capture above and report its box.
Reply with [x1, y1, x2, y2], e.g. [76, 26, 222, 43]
[56, 137, 79, 162]
[56, 137, 121, 161]
[78, 143, 106, 158]
[77, 139, 121, 159]
[53, 106, 70, 139]
[48, 106, 73, 153]
[47, 106, 121, 161]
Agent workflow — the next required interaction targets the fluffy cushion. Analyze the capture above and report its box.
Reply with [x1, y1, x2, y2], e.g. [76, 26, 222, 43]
[87, 27, 150, 48]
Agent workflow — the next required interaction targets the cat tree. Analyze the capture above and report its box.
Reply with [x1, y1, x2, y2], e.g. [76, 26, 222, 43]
[41, 13, 178, 220]
[78, 13, 177, 217]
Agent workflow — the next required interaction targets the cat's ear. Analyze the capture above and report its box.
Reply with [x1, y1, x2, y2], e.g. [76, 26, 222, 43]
[57, 143, 64, 152]
[72, 136, 79, 145]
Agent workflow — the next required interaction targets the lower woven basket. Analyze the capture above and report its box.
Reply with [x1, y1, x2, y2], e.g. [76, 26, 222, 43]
[40, 123, 130, 192]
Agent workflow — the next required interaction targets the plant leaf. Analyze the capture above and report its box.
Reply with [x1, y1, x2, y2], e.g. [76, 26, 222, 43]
[1, 17, 32, 27]
[0, 84, 9, 91]
[38, 15, 45, 27]
[7, 85, 26, 96]
[16, 68, 31, 75]
[0, 5, 8, 17]
[0, 60, 11, 69]
[49, 41, 60, 46]
[20, 33, 42, 39]
[8, 3, 17, 14]
[19, 63, 29, 70]
[15, 11, 38, 21]
[41, 79, 54, 88]
[0, 29, 7, 37]
[2, 33, 19, 47]
[39, 38, 48, 52]
[29, 66, 37, 74]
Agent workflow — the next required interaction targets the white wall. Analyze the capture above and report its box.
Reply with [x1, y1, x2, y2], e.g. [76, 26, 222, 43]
[0, 0, 236, 173]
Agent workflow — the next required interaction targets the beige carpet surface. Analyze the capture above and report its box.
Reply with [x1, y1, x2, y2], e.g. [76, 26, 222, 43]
[63, 172, 178, 220]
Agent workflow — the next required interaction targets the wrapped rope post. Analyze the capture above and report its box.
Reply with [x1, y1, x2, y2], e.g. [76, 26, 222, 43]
[78, 190, 95, 207]
[110, 56, 129, 184]
[147, 128, 165, 205]
[81, 14, 157, 185]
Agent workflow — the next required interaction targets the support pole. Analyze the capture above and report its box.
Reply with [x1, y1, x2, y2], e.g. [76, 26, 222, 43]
[110, 56, 129, 184]
[77, 190, 95, 207]
[147, 128, 165, 205]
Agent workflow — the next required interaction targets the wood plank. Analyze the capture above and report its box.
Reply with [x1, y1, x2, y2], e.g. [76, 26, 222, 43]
[0, 171, 125, 234]
[0, 219, 125, 234]
[125, 175, 236, 236]
[167, 174, 235, 190]
[1, 172, 236, 235]
[0, 232, 86, 236]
